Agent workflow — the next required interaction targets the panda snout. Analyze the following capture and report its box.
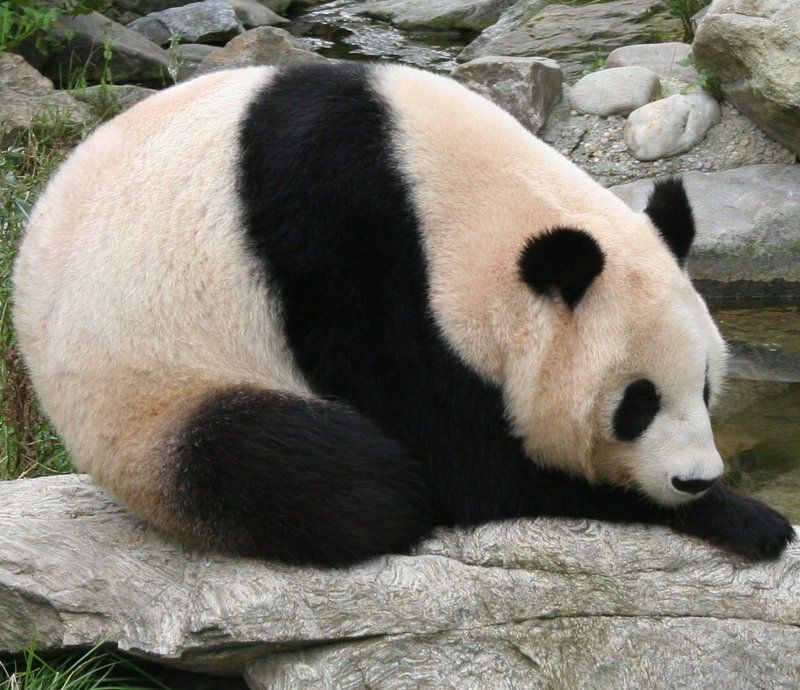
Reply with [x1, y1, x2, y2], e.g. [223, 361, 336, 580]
[671, 476, 718, 495]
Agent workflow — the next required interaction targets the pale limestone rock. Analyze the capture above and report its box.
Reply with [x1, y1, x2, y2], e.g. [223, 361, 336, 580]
[569, 66, 660, 117]
[693, 0, 800, 155]
[450, 56, 562, 133]
[605, 42, 697, 82]
[611, 164, 800, 299]
[625, 92, 721, 160]
[0, 474, 798, 686]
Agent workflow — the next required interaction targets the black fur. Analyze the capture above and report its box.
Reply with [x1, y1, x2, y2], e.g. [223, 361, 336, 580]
[645, 177, 695, 266]
[613, 379, 661, 441]
[214, 62, 795, 564]
[518, 227, 605, 309]
[672, 484, 795, 560]
[173, 389, 433, 567]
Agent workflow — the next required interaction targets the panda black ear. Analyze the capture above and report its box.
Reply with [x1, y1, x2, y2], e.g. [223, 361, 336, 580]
[518, 227, 605, 309]
[645, 177, 695, 267]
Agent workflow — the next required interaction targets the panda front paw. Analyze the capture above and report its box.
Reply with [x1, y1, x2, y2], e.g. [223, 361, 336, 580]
[672, 484, 795, 561]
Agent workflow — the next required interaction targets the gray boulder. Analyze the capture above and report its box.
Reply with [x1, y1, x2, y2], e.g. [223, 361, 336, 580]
[354, 0, 515, 32]
[450, 56, 562, 134]
[128, 0, 244, 46]
[605, 42, 698, 82]
[625, 93, 721, 161]
[457, 0, 683, 78]
[41, 11, 171, 86]
[232, 0, 288, 28]
[693, 0, 800, 156]
[174, 42, 220, 79]
[194, 26, 326, 74]
[0, 475, 798, 686]
[0, 53, 92, 145]
[612, 165, 800, 299]
[569, 66, 660, 117]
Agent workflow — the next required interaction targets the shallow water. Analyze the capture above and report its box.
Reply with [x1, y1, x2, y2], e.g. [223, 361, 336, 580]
[288, 0, 469, 72]
[711, 305, 800, 522]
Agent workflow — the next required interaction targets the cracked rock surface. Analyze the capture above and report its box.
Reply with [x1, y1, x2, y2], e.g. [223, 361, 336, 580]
[1, 475, 798, 687]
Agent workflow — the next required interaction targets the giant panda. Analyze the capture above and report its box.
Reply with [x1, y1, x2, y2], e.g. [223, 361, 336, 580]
[13, 62, 794, 566]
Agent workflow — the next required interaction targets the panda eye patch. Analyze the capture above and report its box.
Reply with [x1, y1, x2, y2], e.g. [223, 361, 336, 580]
[613, 379, 661, 441]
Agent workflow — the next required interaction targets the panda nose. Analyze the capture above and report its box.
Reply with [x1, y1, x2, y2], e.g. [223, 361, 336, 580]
[671, 476, 718, 495]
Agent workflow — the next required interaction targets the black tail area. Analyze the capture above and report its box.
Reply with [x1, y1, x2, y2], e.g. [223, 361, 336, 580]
[171, 388, 433, 567]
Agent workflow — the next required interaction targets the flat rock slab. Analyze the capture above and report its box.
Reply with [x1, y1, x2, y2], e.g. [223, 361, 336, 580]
[354, 0, 515, 32]
[611, 164, 800, 299]
[246, 617, 800, 689]
[1, 475, 799, 685]
[458, 0, 682, 78]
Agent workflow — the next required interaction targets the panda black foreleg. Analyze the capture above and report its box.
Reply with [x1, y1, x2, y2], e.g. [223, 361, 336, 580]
[172, 388, 434, 567]
[526, 470, 794, 561]
[669, 483, 795, 560]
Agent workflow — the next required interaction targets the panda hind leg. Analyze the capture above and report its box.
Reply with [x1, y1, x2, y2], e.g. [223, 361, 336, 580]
[170, 388, 434, 567]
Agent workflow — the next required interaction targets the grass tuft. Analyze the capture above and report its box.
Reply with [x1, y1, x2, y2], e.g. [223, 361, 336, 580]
[0, 645, 173, 690]
[0, 111, 98, 480]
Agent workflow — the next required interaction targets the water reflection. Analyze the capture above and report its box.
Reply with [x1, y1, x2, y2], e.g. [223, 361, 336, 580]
[711, 304, 800, 522]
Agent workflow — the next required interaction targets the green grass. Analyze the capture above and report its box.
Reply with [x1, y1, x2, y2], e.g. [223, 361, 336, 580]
[0, 646, 172, 690]
[0, 110, 100, 481]
[662, 0, 711, 41]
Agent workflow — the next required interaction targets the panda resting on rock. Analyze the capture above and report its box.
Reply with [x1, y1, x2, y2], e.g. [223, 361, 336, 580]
[13, 63, 794, 566]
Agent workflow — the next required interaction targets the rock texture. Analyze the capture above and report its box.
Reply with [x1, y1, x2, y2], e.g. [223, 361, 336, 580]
[41, 11, 171, 86]
[1, 474, 799, 687]
[569, 66, 660, 117]
[457, 0, 682, 78]
[540, 98, 795, 187]
[232, 0, 288, 28]
[175, 42, 220, 79]
[605, 42, 697, 82]
[693, 0, 800, 155]
[612, 165, 800, 299]
[128, 0, 244, 46]
[625, 92, 721, 160]
[450, 56, 562, 134]
[0, 53, 92, 145]
[355, 0, 515, 31]
[194, 26, 325, 74]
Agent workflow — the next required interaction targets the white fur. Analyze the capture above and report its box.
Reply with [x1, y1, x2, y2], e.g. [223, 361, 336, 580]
[13, 67, 310, 523]
[14, 64, 728, 516]
[377, 65, 727, 504]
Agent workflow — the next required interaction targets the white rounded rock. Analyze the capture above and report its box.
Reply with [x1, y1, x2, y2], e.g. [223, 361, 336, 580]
[569, 66, 661, 117]
[606, 43, 698, 82]
[624, 93, 721, 161]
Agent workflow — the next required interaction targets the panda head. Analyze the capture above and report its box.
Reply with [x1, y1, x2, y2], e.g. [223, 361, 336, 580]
[506, 178, 727, 507]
